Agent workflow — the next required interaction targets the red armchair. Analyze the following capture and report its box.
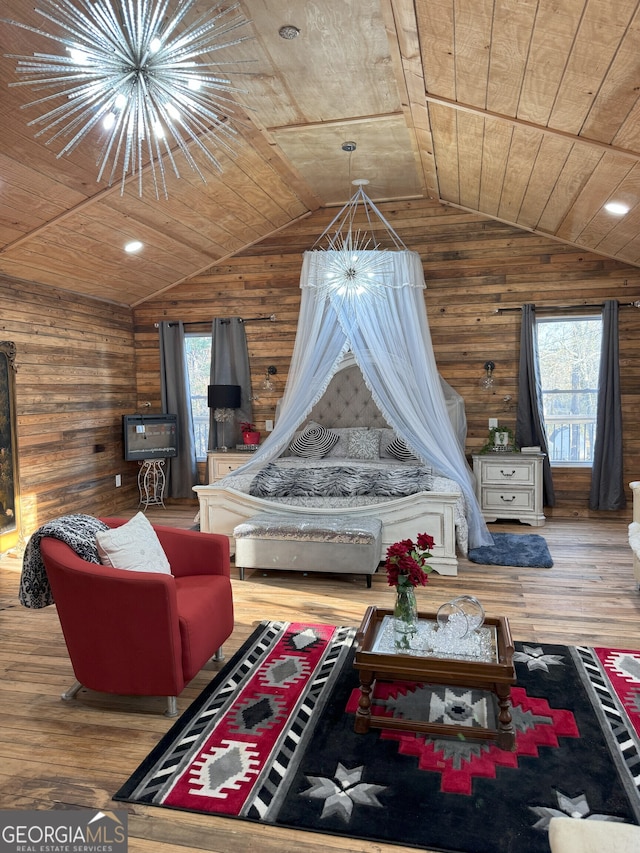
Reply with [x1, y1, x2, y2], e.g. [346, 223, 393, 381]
[40, 518, 234, 716]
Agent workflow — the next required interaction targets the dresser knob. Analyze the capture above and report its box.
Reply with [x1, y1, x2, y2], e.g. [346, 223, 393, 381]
[500, 469, 516, 477]
[500, 495, 516, 502]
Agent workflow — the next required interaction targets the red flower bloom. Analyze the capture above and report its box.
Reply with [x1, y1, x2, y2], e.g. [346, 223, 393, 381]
[386, 541, 409, 560]
[417, 532, 435, 551]
[384, 533, 434, 588]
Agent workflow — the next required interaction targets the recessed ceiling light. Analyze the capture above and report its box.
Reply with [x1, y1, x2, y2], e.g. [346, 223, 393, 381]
[124, 241, 143, 253]
[604, 201, 630, 215]
[279, 25, 300, 39]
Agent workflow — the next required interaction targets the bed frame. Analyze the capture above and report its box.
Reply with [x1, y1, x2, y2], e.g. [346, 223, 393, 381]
[194, 355, 461, 576]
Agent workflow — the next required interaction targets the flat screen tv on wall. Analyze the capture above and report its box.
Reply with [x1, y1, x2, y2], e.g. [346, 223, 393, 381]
[123, 414, 178, 461]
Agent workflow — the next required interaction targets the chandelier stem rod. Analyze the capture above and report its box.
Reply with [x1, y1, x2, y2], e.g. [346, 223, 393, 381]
[312, 185, 407, 251]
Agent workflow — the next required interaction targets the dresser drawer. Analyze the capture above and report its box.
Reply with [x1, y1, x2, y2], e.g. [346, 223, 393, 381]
[213, 459, 247, 478]
[481, 487, 535, 512]
[207, 450, 255, 483]
[478, 459, 536, 486]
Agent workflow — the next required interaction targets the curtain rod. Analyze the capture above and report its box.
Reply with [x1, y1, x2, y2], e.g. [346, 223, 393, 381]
[157, 314, 276, 328]
[221, 314, 276, 325]
[494, 301, 640, 314]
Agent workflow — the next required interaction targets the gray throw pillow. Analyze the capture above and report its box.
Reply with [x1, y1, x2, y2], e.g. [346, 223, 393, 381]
[347, 428, 380, 460]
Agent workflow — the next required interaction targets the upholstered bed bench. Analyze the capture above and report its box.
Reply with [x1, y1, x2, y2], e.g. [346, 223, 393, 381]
[233, 512, 383, 586]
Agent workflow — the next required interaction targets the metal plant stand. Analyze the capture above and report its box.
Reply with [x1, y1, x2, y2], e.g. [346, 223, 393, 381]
[138, 459, 166, 509]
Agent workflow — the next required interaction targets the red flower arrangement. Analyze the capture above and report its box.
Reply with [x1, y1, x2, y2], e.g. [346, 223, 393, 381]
[240, 421, 260, 446]
[385, 532, 435, 588]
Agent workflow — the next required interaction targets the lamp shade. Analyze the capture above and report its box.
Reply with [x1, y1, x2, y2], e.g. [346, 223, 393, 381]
[208, 384, 241, 409]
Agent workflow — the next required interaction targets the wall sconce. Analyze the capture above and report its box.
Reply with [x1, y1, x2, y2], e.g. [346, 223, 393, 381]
[480, 360, 497, 391]
[207, 384, 241, 450]
[262, 365, 277, 392]
[502, 394, 514, 412]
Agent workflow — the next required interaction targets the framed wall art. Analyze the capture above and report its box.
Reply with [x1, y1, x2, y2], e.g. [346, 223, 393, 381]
[0, 342, 20, 552]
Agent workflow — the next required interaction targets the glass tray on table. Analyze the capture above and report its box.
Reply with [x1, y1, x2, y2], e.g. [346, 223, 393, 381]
[371, 615, 498, 663]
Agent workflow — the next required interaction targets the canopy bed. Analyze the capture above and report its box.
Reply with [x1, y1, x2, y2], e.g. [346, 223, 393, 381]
[195, 187, 493, 574]
[194, 187, 492, 576]
[196, 355, 466, 574]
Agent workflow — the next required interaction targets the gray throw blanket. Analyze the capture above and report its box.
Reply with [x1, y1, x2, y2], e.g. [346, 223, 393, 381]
[19, 514, 109, 609]
[249, 463, 432, 499]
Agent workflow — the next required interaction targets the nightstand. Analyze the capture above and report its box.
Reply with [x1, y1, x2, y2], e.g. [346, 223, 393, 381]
[207, 449, 255, 484]
[472, 452, 545, 526]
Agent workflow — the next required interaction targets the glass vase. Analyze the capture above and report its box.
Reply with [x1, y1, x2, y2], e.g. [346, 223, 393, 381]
[393, 582, 418, 651]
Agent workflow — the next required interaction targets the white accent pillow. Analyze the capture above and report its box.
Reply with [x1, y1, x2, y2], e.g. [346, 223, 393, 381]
[629, 522, 640, 559]
[96, 511, 172, 574]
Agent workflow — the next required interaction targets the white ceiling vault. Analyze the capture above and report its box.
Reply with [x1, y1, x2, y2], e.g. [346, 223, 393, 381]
[1, 0, 640, 307]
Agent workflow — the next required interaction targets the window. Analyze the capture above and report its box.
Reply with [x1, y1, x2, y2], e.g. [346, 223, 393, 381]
[185, 334, 211, 461]
[536, 315, 602, 466]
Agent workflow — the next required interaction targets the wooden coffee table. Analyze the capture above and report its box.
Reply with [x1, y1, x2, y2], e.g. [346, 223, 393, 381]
[353, 606, 517, 750]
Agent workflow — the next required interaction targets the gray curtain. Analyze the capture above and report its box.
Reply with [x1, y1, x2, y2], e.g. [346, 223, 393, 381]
[515, 303, 555, 506]
[159, 321, 197, 498]
[589, 300, 626, 510]
[208, 317, 253, 450]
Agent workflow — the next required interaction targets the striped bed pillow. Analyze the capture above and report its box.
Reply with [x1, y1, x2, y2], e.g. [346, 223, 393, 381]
[386, 436, 420, 462]
[289, 422, 339, 458]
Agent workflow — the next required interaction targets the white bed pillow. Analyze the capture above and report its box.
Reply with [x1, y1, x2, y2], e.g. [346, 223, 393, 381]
[95, 511, 172, 574]
[347, 428, 381, 460]
[289, 421, 339, 458]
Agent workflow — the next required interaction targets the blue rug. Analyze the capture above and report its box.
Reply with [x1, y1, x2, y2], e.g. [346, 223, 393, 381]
[468, 532, 553, 567]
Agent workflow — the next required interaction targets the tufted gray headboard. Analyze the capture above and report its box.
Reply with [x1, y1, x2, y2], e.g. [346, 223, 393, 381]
[305, 361, 391, 429]
[277, 351, 467, 448]
[297, 352, 467, 448]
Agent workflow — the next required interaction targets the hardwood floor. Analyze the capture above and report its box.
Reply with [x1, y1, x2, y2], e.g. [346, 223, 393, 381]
[1, 502, 639, 853]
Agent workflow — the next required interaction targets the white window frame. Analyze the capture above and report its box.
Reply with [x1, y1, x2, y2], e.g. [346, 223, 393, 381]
[184, 333, 211, 462]
[535, 314, 602, 468]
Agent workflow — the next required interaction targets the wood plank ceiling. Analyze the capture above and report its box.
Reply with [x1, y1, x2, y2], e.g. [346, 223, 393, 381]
[1, 0, 640, 307]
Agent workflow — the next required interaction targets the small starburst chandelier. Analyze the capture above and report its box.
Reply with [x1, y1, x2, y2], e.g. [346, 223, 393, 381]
[319, 231, 394, 310]
[2, 0, 252, 198]
[308, 178, 407, 310]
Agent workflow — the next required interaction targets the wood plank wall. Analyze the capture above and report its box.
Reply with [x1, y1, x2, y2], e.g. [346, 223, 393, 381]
[0, 274, 139, 535]
[134, 198, 640, 519]
[1, 197, 636, 540]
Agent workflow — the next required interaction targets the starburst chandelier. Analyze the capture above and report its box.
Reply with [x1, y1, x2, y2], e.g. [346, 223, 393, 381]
[2, 0, 252, 198]
[308, 179, 407, 309]
[317, 232, 394, 310]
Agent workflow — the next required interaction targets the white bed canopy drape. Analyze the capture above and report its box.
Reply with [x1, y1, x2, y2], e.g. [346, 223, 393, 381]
[229, 246, 492, 550]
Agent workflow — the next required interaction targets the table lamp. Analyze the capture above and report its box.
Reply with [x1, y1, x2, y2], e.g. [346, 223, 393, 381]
[208, 384, 241, 450]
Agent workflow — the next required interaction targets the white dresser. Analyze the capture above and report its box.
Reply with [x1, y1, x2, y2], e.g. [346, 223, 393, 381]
[207, 449, 255, 484]
[472, 452, 545, 526]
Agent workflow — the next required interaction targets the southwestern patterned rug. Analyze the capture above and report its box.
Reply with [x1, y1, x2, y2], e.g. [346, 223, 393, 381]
[114, 621, 640, 853]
